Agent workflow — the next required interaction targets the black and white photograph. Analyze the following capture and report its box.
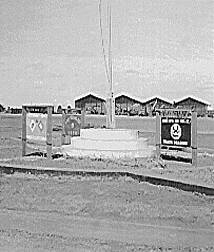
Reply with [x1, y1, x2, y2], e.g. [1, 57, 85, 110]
[0, 0, 214, 251]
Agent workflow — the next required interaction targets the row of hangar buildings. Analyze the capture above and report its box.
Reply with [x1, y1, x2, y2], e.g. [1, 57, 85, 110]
[1, 93, 212, 117]
[74, 93, 211, 117]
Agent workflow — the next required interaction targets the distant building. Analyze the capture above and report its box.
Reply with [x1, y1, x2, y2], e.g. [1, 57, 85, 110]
[75, 93, 106, 114]
[174, 97, 209, 116]
[207, 109, 214, 118]
[10, 108, 22, 114]
[115, 94, 145, 116]
[142, 97, 173, 116]
[23, 105, 54, 114]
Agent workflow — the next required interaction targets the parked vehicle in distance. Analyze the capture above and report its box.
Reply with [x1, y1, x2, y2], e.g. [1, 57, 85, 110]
[70, 108, 81, 114]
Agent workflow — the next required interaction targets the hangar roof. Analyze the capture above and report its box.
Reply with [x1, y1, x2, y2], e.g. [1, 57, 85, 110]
[115, 93, 144, 105]
[75, 92, 106, 103]
[142, 96, 172, 106]
[174, 96, 210, 106]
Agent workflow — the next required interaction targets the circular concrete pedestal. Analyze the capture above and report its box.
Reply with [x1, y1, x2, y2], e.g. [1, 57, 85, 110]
[62, 129, 154, 159]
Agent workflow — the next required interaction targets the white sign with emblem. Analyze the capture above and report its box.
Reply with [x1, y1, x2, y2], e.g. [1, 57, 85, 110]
[26, 113, 47, 141]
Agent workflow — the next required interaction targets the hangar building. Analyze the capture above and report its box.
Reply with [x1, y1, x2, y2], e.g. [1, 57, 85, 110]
[115, 94, 145, 116]
[174, 97, 209, 116]
[75, 93, 106, 114]
[142, 97, 173, 116]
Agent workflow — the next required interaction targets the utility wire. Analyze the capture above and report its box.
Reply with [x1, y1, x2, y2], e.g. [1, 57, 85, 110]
[99, 0, 111, 84]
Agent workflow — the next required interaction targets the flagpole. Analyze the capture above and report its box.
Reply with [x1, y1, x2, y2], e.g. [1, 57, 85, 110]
[106, 1, 115, 128]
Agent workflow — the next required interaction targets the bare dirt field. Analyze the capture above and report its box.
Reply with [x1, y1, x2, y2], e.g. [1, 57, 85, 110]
[0, 114, 214, 251]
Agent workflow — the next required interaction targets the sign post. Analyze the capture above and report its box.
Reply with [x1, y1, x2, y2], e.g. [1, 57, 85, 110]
[46, 106, 52, 159]
[61, 113, 69, 145]
[22, 106, 27, 157]
[155, 112, 161, 160]
[22, 105, 53, 159]
[191, 112, 197, 167]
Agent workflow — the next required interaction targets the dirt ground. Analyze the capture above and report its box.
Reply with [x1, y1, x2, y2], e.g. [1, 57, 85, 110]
[0, 173, 214, 251]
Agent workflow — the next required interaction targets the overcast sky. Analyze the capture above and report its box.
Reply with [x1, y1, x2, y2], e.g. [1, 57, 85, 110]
[0, 0, 213, 107]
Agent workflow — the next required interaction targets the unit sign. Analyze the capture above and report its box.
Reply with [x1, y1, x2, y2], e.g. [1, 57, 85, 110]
[161, 117, 191, 147]
[64, 114, 81, 137]
[26, 113, 47, 141]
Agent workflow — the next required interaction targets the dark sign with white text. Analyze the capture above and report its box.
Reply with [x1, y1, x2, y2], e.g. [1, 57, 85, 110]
[161, 117, 191, 147]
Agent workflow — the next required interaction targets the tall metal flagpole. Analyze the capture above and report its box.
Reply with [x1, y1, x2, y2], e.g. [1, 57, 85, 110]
[106, 1, 115, 128]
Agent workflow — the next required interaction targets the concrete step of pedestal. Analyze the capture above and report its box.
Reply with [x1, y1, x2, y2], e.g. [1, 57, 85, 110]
[80, 129, 139, 140]
[70, 138, 148, 151]
[62, 147, 155, 159]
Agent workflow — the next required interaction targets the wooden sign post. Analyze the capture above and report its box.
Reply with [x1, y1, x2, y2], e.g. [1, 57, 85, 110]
[191, 112, 197, 167]
[61, 113, 71, 145]
[22, 105, 53, 159]
[155, 112, 161, 160]
[22, 106, 27, 157]
[46, 106, 53, 159]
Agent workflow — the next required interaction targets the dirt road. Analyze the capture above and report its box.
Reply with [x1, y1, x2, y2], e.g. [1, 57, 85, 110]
[0, 209, 214, 251]
[0, 173, 214, 251]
